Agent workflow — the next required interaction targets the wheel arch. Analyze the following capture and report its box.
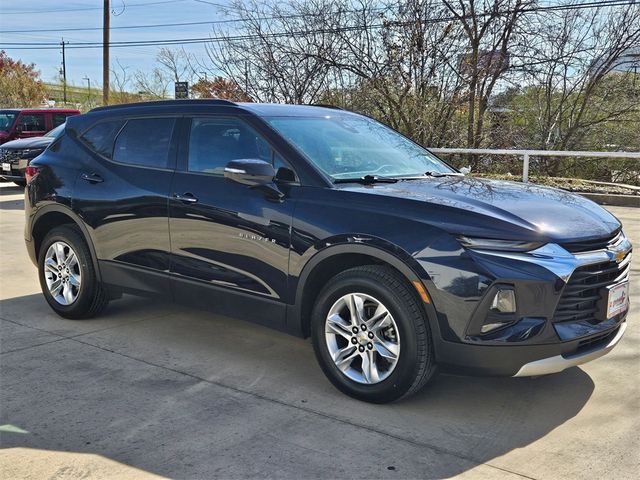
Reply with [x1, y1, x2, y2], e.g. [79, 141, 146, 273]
[31, 205, 101, 281]
[288, 243, 435, 338]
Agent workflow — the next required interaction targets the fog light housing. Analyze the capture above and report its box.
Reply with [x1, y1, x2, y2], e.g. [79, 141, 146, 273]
[490, 288, 516, 313]
[480, 288, 517, 334]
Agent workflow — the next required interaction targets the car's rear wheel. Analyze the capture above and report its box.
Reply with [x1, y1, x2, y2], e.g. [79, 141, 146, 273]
[311, 265, 436, 403]
[38, 226, 109, 319]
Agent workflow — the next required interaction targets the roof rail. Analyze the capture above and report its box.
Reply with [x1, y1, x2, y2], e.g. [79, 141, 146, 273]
[89, 98, 237, 113]
[309, 103, 344, 110]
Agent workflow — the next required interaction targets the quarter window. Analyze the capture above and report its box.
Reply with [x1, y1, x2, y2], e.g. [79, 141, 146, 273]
[18, 114, 46, 132]
[113, 118, 176, 168]
[188, 117, 271, 174]
[80, 120, 124, 159]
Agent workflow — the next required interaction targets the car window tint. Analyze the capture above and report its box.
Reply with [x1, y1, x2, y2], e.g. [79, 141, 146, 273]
[113, 118, 175, 168]
[188, 117, 271, 174]
[19, 114, 46, 132]
[52, 113, 69, 128]
[81, 120, 124, 159]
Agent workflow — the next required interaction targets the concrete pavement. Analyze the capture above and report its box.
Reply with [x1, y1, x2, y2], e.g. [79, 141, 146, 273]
[1, 182, 638, 479]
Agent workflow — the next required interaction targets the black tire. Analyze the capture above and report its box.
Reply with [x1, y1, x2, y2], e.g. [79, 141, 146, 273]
[13, 180, 26, 187]
[311, 265, 436, 403]
[38, 225, 109, 319]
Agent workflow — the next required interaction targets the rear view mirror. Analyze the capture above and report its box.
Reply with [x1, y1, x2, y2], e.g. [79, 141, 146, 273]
[224, 159, 283, 200]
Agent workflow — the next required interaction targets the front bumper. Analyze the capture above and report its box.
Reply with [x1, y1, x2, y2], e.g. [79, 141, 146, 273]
[420, 234, 632, 376]
[1, 157, 27, 182]
[514, 321, 626, 376]
[435, 320, 626, 376]
[0, 173, 25, 182]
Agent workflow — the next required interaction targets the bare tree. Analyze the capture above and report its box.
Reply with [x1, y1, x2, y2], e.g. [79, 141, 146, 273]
[134, 48, 197, 99]
[442, 0, 533, 156]
[203, 0, 339, 103]
[110, 60, 139, 104]
[514, 1, 640, 175]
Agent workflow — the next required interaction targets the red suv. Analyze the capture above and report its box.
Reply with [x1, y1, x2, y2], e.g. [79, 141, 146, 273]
[0, 108, 80, 145]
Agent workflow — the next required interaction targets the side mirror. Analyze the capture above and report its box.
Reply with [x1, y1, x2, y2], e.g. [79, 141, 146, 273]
[224, 159, 284, 200]
[15, 124, 24, 133]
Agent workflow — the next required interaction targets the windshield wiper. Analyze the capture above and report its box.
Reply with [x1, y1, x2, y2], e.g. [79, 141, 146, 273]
[424, 171, 462, 177]
[334, 175, 399, 184]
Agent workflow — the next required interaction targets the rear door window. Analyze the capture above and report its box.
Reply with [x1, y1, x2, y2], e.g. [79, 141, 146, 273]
[113, 118, 176, 168]
[18, 114, 46, 133]
[80, 120, 124, 159]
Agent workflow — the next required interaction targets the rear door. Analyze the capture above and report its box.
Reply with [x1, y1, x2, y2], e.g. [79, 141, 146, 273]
[168, 115, 297, 328]
[73, 116, 178, 296]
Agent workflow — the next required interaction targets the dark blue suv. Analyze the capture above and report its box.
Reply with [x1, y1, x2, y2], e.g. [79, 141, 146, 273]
[24, 100, 632, 403]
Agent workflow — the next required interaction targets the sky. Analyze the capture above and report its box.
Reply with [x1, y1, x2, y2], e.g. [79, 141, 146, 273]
[0, 0, 237, 89]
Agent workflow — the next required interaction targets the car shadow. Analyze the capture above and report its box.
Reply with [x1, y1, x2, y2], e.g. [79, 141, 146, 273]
[0, 293, 596, 478]
[0, 197, 24, 210]
[0, 184, 24, 195]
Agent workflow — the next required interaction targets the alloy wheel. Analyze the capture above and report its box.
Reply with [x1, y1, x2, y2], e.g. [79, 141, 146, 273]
[325, 292, 400, 384]
[44, 241, 81, 305]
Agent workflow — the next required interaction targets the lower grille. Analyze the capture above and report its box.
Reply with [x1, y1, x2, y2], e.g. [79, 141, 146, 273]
[554, 252, 631, 324]
[575, 327, 619, 353]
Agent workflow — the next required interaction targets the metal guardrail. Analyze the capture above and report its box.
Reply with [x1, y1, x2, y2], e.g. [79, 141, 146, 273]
[429, 148, 640, 183]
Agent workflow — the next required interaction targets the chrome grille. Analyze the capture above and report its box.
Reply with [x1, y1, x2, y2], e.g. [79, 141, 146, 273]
[0, 148, 43, 163]
[561, 231, 622, 253]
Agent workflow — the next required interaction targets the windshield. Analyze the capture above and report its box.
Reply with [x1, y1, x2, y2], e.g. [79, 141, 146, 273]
[0, 111, 17, 131]
[266, 114, 455, 179]
[45, 123, 65, 138]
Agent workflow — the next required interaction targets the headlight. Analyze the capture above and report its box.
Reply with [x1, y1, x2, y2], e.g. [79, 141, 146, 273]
[458, 236, 545, 252]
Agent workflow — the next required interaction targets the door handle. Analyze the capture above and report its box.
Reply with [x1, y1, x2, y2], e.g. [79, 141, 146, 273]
[81, 172, 103, 183]
[173, 192, 198, 203]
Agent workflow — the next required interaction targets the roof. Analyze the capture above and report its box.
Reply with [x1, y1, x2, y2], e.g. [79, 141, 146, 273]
[88, 99, 348, 117]
[0, 108, 80, 113]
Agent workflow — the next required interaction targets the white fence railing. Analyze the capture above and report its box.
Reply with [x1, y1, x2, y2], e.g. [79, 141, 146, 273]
[429, 148, 640, 183]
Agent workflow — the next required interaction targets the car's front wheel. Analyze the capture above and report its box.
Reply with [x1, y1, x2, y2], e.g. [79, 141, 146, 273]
[311, 265, 436, 403]
[38, 226, 109, 319]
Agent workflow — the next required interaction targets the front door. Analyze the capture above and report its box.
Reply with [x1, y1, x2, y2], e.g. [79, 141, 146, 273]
[169, 116, 296, 328]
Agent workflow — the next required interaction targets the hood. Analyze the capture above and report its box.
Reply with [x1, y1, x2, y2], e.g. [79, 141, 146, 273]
[0, 136, 53, 150]
[338, 176, 621, 242]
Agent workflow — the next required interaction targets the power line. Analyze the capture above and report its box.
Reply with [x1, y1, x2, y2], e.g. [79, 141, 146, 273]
[0, 0, 189, 15]
[0, 5, 395, 33]
[1, 0, 636, 50]
[0, 1, 630, 36]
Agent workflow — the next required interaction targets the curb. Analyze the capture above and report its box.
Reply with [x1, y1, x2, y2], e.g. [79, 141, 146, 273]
[579, 193, 640, 207]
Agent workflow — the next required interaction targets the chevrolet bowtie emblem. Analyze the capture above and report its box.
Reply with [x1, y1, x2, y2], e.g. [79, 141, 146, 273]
[615, 249, 627, 263]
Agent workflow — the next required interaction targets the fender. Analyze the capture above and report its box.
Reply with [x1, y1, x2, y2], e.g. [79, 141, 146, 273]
[286, 238, 440, 339]
[29, 203, 102, 282]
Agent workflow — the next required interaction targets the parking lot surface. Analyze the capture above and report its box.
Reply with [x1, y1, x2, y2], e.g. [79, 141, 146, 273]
[1, 182, 638, 479]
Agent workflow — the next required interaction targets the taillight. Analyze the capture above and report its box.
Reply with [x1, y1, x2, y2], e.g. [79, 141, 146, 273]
[25, 165, 39, 183]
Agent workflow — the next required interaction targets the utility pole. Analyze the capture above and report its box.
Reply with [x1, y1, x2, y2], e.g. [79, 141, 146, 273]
[103, 0, 110, 105]
[83, 77, 91, 106]
[61, 39, 67, 104]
